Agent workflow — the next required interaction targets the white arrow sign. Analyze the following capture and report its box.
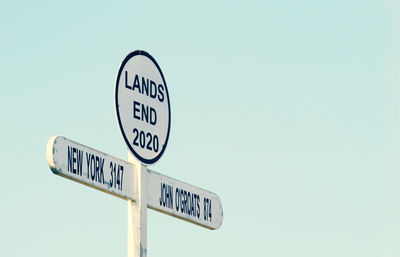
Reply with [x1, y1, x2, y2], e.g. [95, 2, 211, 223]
[47, 136, 223, 230]
[47, 135, 138, 201]
[147, 169, 223, 230]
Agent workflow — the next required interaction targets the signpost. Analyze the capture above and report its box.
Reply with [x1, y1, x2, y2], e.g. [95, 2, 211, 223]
[46, 50, 223, 257]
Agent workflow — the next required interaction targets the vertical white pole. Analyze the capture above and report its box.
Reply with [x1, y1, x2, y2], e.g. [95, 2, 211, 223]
[127, 153, 147, 257]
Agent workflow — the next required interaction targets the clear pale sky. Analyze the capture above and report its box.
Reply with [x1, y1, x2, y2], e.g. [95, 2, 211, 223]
[1, 1, 400, 256]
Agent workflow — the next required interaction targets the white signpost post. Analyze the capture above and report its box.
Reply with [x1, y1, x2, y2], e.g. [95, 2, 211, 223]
[46, 50, 223, 257]
[115, 50, 171, 257]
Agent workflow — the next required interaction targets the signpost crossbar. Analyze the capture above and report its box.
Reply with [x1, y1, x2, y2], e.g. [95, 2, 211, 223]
[47, 135, 223, 230]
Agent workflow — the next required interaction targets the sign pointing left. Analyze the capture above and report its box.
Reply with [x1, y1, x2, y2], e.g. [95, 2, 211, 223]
[47, 135, 138, 201]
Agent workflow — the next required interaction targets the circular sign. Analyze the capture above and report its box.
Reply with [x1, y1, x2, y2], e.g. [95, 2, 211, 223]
[115, 50, 171, 165]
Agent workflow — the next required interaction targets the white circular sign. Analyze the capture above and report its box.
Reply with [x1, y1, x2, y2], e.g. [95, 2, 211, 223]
[115, 50, 171, 165]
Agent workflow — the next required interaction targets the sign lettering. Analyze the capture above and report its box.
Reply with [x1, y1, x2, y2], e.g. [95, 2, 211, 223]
[147, 170, 223, 230]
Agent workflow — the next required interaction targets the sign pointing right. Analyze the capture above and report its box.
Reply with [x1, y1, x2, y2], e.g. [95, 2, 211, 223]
[147, 169, 223, 230]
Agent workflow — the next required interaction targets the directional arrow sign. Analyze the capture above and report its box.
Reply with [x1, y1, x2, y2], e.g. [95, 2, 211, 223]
[47, 136, 223, 230]
[47, 136, 138, 201]
[147, 169, 223, 230]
